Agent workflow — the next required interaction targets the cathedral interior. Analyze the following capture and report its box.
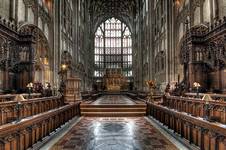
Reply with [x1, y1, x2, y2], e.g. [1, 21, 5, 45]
[0, 0, 226, 150]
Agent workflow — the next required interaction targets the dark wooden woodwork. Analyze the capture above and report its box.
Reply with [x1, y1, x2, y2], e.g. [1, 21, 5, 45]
[185, 93, 226, 101]
[0, 102, 80, 150]
[0, 95, 15, 102]
[0, 96, 64, 125]
[163, 96, 226, 124]
[0, 93, 42, 102]
[0, 17, 51, 92]
[180, 17, 226, 92]
[147, 102, 226, 150]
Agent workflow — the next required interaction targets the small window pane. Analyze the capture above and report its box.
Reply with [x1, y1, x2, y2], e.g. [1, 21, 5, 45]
[94, 17, 132, 78]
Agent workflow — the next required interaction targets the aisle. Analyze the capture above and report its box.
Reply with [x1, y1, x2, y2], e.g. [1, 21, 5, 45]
[50, 117, 178, 150]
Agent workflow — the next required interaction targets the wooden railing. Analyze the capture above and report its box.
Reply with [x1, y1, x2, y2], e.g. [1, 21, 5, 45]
[0, 102, 80, 150]
[184, 93, 226, 101]
[0, 96, 64, 125]
[0, 93, 42, 102]
[163, 96, 226, 124]
[147, 102, 226, 150]
[21, 93, 42, 99]
[0, 95, 15, 102]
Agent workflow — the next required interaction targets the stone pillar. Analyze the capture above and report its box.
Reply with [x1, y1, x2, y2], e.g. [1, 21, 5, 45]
[9, 0, 15, 21]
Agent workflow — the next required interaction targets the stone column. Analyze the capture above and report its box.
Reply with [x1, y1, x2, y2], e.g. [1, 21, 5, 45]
[9, 0, 15, 21]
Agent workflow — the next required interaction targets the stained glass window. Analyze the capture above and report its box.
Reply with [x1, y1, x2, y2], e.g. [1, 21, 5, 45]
[94, 18, 132, 77]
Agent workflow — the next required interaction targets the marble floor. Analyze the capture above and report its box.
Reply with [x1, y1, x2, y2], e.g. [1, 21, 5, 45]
[92, 95, 137, 105]
[50, 117, 179, 150]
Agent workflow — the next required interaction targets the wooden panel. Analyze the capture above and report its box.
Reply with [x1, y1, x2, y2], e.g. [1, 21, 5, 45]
[147, 102, 226, 150]
[0, 96, 64, 125]
[0, 102, 80, 150]
[163, 96, 226, 124]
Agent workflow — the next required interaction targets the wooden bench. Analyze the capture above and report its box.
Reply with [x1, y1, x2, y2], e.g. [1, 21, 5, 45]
[0, 102, 81, 150]
[147, 102, 226, 150]
[0, 96, 64, 125]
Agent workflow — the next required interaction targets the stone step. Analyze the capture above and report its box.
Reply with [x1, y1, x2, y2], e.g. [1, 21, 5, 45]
[80, 104, 146, 108]
[81, 112, 146, 117]
[80, 98, 147, 117]
[80, 108, 146, 112]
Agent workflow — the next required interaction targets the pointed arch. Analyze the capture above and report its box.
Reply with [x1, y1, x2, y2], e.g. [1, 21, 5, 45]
[94, 17, 133, 78]
[18, 24, 52, 85]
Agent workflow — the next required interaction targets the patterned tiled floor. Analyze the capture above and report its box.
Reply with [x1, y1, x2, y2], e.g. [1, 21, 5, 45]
[51, 117, 178, 150]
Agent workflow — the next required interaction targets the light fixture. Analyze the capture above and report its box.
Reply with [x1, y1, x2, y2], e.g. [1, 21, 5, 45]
[193, 82, 201, 98]
[27, 82, 33, 88]
[61, 64, 67, 71]
[193, 82, 201, 88]
[27, 82, 33, 99]
[174, 0, 181, 7]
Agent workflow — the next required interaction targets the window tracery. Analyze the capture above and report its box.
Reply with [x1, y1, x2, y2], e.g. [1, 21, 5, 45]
[94, 18, 132, 77]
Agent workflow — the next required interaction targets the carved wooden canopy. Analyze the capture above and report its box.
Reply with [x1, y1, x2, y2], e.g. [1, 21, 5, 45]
[180, 18, 226, 70]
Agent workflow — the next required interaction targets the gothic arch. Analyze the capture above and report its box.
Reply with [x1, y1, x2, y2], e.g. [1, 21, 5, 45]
[93, 15, 133, 35]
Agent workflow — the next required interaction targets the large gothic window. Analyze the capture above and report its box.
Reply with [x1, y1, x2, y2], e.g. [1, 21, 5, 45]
[94, 18, 132, 77]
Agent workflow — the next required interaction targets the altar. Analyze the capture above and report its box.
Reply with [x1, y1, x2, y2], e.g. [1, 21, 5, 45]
[103, 68, 126, 91]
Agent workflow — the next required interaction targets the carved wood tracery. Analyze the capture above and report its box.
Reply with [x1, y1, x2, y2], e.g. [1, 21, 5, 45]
[0, 17, 51, 91]
[180, 17, 226, 91]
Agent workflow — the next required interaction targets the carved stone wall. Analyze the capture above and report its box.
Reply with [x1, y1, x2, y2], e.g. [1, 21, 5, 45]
[139, 0, 226, 92]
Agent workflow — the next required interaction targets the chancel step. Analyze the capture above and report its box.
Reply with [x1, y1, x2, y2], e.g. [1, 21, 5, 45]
[81, 112, 146, 117]
[80, 104, 146, 117]
[81, 108, 146, 112]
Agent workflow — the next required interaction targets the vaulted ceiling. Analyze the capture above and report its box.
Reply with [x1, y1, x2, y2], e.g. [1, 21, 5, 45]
[88, 0, 140, 32]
